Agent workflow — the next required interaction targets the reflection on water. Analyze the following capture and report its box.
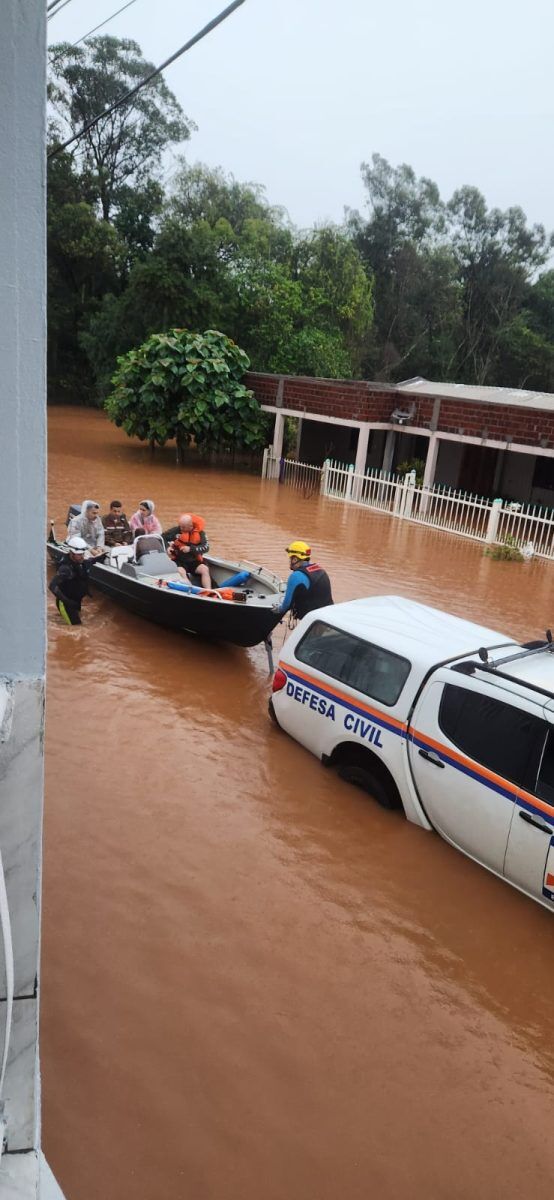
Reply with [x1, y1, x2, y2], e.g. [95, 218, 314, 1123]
[43, 408, 554, 1200]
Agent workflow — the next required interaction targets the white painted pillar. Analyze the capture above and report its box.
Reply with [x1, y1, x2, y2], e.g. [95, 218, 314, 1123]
[345, 463, 355, 502]
[0, 1, 51, 1195]
[485, 498, 503, 544]
[272, 411, 285, 461]
[422, 433, 440, 491]
[354, 423, 370, 477]
[382, 430, 396, 475]
[420, 432, 439, 515]
[403, 470, 417, 520]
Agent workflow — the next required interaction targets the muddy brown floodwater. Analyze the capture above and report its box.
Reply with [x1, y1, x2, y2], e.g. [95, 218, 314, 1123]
[43, 407, 554, 1200]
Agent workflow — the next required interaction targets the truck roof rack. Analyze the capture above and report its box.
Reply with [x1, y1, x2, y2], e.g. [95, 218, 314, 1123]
[451, 632, 554, 701]
[476, 630, 553, 669]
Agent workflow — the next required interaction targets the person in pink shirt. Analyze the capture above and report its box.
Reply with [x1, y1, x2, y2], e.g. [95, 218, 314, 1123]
[129, 499, 162, 537]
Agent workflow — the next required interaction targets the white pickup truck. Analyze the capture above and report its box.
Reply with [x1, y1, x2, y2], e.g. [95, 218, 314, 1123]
[269, 596, 554, 912]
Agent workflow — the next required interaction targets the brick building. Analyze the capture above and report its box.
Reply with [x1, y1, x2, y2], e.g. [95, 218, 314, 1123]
[247, 372, 554, 505]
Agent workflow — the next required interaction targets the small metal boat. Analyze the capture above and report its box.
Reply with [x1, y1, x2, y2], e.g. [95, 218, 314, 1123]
[47, 523, 284, 649]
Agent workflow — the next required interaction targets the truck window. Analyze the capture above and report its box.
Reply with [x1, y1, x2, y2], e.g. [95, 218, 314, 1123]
[439, 684, 544, 788]
[295, 621, 411, 707]
[535, 728, 554, 804]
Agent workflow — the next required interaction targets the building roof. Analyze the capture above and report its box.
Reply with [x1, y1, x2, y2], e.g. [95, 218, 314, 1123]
[397, 377, 554, 414]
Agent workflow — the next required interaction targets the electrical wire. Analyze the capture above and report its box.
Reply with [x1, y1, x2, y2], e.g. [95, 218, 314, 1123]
[56, 0, 139, 50]
[47, 0, 78, 19]
[47, 0, 247, 161]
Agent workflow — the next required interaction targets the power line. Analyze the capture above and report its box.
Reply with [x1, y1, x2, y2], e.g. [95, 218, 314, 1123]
[48, 0, 78, 19]
[68, 0, 139, 49]
[47, 0, 247, 161]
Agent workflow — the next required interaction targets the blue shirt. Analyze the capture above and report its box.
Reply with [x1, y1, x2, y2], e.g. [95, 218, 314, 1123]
[278, 569, 310, 615]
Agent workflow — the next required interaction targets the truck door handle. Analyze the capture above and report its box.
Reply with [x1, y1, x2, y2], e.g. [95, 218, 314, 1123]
[418, 748, 445, 768]
[519, 810, 553, 836]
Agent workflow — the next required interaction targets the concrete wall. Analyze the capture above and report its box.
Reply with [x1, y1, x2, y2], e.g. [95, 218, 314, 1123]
[0, 0, 46, 679]
[0, 1, 47, 1195]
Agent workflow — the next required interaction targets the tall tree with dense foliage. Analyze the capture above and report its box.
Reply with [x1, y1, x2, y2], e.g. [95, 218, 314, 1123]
[48, 36, 191, 222]
[349, 154, 554, 387]
[446, 186, 553, 383]
[105, 328, 266, 458]
[83, 162, 374, 394]
[47, 150, 123, 401]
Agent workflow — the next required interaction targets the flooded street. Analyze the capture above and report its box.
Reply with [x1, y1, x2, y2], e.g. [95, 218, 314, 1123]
[43, 407, 554, 1199]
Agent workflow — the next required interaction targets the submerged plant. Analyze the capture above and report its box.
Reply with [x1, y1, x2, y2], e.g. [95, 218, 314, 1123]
[484, 533, 524, 562]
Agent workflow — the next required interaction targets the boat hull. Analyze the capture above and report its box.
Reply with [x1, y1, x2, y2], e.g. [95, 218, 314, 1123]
[47, 540, 282, 647]
[90, 564, 280, 647]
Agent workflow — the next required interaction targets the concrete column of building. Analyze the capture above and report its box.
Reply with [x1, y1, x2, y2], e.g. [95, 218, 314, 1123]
[354, 424, 370, 477]
[272, 411, 285, 462]
[0, 1, 57, 1196]
[382, 430, 396, 475]
[418, 432, 440, 515]
[422, 433, 439, 491]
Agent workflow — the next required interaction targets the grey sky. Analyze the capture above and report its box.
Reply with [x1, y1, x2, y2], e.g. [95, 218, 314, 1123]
[49, 0, 554, 233]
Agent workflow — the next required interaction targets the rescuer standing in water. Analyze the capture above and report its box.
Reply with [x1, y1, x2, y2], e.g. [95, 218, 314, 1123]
[48, 536, 92, 625]
[277, 541, 333, 619]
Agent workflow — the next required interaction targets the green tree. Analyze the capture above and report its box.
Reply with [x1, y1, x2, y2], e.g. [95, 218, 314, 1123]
[84, 164, 374, 392]
[349, 154, 458, 380]
[105, 328, 266, 458]
[47, 150, 122, 401]
[49, 36, 192, 221]
[446, 187, 553, 383]
[292, 226, 374, 373]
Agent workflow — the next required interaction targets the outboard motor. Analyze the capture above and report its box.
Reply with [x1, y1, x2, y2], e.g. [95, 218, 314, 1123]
[66, 503, 82, 526]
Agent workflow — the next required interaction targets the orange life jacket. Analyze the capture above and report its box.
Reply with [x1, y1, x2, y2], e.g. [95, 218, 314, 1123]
[198, 588, 245, 602]
[169, 514, 205, 561]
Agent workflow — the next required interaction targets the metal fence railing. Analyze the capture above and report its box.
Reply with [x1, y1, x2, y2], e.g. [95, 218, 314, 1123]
[261, 449, 554, 561]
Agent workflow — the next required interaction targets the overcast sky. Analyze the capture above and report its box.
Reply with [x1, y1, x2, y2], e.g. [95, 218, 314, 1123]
[49, 0, 554, 232]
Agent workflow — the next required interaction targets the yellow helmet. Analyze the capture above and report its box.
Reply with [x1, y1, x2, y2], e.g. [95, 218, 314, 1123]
[286, 540, 311, 561]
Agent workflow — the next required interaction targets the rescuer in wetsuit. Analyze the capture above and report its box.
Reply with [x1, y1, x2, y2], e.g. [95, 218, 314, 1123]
[277, 540, 333, 619]
[48, 536, 92, 625]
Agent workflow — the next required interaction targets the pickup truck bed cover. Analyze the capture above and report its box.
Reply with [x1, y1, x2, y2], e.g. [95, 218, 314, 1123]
[311, 595, 517, 678]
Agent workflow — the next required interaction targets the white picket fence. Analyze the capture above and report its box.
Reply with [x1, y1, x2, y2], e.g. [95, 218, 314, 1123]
[261, 449, 554, 561]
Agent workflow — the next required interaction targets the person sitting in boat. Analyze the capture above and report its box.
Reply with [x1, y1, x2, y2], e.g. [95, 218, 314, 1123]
[277, 540, 333, 619]
[129, 499, 162, 537]
[102, 499, 133, 547]
[48, 536, 91, 625]
[167, 513, 211, 590]
[68, 500, 105, 556]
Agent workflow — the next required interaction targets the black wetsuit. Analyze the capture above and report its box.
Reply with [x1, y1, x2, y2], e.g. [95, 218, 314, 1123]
[49, 558, 91, 625]
[290, 562, 333, 619]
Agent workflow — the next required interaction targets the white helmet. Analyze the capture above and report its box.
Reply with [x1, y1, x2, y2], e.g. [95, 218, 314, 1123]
[66, 536, 88, 555]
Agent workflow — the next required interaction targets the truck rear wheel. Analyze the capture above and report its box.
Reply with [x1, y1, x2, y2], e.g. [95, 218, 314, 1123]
[332, 746, 401, 811]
